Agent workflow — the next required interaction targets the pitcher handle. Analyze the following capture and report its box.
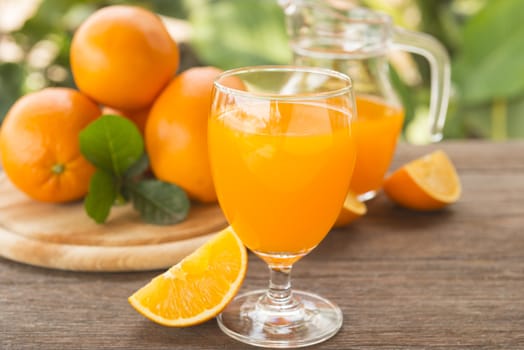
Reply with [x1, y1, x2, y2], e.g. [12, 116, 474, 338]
[392, 28, 451, 142]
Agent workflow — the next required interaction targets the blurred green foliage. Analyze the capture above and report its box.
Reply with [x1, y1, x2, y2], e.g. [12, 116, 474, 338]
[1, 0, 523, 140]
[415, 0, 524, 139]
[186, 0, 290, 69]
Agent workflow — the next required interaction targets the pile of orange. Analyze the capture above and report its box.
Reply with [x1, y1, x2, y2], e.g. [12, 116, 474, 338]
[0, 5, 225, 204]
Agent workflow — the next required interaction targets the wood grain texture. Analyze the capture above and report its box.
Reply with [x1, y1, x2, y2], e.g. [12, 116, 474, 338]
[0, 174, 227, 271]
[1, 141, 523, 349]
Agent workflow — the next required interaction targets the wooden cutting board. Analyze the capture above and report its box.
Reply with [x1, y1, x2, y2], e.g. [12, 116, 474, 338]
[0, 173, 228, 272]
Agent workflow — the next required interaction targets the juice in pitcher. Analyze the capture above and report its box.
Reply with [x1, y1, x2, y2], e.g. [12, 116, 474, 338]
[351, 95, 404, 197]
[209, 102, 356, 254]
[286, 3, 451, 200]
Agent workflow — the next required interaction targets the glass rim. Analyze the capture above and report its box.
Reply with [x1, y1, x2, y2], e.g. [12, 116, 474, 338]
[213, 65, 353, 101]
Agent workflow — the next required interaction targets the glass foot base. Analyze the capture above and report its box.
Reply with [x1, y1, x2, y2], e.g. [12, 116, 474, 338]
[217, 289, 343, 348]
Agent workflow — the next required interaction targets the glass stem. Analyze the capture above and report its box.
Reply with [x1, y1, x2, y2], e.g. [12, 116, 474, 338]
[260, 265, 300, 311]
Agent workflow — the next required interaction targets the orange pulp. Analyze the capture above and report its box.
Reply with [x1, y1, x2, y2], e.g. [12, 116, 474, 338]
[349, 95, 404, 196]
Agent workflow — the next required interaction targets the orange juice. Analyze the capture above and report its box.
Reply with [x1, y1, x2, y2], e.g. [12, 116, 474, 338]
[209, 102, 356, 254]
[350, 95, 404, 197]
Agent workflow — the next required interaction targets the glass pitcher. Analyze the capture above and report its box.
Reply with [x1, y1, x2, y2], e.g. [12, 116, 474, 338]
[280, 0, 451, 200]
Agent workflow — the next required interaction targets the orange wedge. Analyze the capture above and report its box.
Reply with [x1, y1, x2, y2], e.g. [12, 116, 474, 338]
[128, 226, 247, 327]
[333, 191, 367, 228]
[383, 150, 461, 211]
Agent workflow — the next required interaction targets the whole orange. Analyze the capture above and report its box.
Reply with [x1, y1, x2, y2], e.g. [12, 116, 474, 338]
[0, 88, 101, 203]
[146, 67, 242, 203]
[70, 5, 179, 111]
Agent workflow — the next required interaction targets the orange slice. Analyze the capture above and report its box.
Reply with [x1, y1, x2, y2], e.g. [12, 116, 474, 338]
[128, 226, 247, 327]
[333, 191, 367, 228]
[383, 150, 461, 211]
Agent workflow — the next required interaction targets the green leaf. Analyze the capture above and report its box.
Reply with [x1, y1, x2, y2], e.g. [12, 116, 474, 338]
[129, 180, 190, 226]
[84, 170, 118, 224]
[79, 115, 144, 177]
[121, 153, 150, 202]
[124, 153, 150, 181]
[453, 0, 524, 103]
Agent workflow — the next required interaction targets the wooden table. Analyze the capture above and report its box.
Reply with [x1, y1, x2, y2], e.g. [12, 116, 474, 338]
[1, 141, 523, 349]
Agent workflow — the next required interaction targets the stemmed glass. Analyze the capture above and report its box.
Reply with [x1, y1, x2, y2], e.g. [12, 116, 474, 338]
[208, 66, 356, 348]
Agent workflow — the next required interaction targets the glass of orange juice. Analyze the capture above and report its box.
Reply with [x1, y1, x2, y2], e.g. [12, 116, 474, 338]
[208, 66, 356, 348]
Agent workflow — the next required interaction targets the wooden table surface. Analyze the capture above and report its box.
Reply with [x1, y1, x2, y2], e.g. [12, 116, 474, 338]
[1, 141, 523, 349]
